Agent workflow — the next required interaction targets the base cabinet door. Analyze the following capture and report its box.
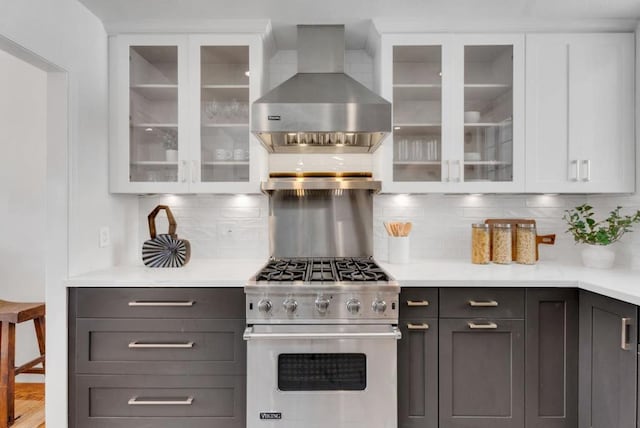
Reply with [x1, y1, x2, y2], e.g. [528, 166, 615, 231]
[525, 288, 578, 428]
[439, 318, 524, 428]
[398, 318, 438, 428]
[579, 290, 637, 428]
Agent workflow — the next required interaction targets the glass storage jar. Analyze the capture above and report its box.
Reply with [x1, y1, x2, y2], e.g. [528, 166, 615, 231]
[471, 223, 490, 264]
[516, 223, 537, 265]
[492, 224, 512, 264]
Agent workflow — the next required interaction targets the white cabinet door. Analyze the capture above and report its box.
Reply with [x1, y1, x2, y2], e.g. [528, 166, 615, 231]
[109, 34, 265, 194]
[525, 33, 634, 193]
[110, 34, 190, 194]
[378, 33, 524, 193]
[188, 34, 265, 193]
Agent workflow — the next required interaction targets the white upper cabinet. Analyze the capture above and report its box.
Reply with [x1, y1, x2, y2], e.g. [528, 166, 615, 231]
[109, 33, 264, 193]
[525, 33, 635, 193]
[377, 34, 525, 193]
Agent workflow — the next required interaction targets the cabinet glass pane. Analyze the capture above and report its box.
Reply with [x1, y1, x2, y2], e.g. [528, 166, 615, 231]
[464, 45, 513, 183]
[393, 46, 442, 182]
[129, 46, 179, 182]
[200, 46, 250, 182]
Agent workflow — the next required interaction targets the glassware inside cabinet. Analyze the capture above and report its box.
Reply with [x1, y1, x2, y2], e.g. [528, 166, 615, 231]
[129, 46, 179, 182]
[463, 45, 513, 183]
[392, 45, 442, 182]
[200, 46, 250, 183]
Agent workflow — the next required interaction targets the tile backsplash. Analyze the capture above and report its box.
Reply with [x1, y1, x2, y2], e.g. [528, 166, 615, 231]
[138, 195, 270, 260]
[138, 193, 640, 268]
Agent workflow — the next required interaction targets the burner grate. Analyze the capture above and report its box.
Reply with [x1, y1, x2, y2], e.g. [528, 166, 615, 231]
[255, 257, 390, 282]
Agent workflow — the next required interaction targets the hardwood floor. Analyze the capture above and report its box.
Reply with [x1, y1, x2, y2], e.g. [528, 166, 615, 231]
[12, 383, 44, 428]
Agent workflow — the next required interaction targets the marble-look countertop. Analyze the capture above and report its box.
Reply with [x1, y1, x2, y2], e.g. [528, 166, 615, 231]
[66, 258, 640, 305]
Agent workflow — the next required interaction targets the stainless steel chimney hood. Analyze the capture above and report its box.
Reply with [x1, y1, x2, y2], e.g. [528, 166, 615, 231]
[252, 25, 391, 153]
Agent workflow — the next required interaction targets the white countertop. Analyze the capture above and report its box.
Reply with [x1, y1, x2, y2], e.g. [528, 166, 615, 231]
[66, 258, 640, 305]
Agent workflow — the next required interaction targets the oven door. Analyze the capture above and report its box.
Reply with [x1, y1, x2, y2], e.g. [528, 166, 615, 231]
[244, 324, 401, 428]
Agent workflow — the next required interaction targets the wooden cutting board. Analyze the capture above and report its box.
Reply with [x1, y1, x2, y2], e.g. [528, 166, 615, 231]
[484, 218, 556, 261]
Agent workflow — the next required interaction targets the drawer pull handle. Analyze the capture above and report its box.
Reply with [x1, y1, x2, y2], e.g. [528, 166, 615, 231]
[468, 300, 498, 307]
[406, 300, 430, 307]
[621, 317, 632, 351]
[128, 341, 194, 349]
[468, 321, 498, 329]
[128, 397, 194, 406]
[128, 300, 195, 307]
[407, 323, 430, 330]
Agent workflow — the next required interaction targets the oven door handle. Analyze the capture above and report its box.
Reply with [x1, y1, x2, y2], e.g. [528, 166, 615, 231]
[243, 326, 402, 341]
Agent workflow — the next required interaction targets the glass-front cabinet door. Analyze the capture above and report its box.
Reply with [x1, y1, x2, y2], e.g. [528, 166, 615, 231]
[461, 44, 515, 185]
[198, 46, 249, 183]
[111, 35, 188, 193]
[110, 34, 263, 193]
[189, 34, 262, 193]
[392, 45, 444, 183]
[379, 34, 524, 193]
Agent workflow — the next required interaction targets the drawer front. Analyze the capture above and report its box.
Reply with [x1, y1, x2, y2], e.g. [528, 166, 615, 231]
[74, 287, 245, 319]
[440, 288, 524, 319]
[74, 375, 245, 428]
[399, 288, 438, 318]
[75, 319, 245, 375]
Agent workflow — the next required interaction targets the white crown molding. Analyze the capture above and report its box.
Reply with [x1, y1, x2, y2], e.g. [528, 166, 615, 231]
[372, 17, 639, 34]
[104, 19, 271, 35]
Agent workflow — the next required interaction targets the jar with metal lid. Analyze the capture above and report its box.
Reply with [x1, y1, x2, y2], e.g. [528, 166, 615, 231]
[471, 223, 490, 264]
[492, 224, 512, 264]
[516, 223, 537, 264]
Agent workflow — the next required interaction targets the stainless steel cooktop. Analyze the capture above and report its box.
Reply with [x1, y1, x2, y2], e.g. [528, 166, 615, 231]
[245, 257, 399, 324]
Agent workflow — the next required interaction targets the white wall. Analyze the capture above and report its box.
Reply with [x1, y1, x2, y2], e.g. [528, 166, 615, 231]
[0, 2, 139, 426]
[0, 50, 46, 381]
[0, 0, 139, 277]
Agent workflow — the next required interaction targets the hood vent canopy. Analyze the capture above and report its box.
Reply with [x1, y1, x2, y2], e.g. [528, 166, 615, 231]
[252, 25, 391, 153]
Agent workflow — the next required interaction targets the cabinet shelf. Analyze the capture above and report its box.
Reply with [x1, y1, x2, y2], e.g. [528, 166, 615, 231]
[394, 124, 442, 136]
[393, 83, 441, 88]
[201, 123, 248, 128]
[130, 161, 179, 166]
[132, 123, 178, 128]
[464, 84, 512, 100]
[394, 161, 441, 165]
[130, 84, 178, 101]
[464, 122, 507, 127]
[201, 84, 249, 89]
[464, 161, 511, 166]
[202, 161, 250, 166]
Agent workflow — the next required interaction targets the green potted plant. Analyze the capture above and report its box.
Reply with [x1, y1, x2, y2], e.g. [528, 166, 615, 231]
[563, 204, 640, 269]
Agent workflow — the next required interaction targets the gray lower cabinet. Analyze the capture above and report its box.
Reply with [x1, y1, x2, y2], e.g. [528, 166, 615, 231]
[69, 287, 246, 428]
[439, 318, 525, 428]
[74, 375, 245, 428]
[397, 318, 438, 428]
[525, 288, 578, 428]
[579, 290, 637, 428]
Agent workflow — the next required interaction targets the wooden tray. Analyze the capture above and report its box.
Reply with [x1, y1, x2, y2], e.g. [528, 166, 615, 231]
[484, 218, 555, 261]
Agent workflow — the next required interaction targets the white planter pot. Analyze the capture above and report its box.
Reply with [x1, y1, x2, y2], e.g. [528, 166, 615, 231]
[581, 244, 616, 269]
[165, 149, 178, 162]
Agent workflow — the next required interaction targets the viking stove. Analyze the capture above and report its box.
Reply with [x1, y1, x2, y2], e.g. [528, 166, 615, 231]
[244, 178, 399, 428]
[245, 257, 399, 324]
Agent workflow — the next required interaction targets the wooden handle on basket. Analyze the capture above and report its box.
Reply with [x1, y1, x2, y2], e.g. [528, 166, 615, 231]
[147, 205, 177, 239]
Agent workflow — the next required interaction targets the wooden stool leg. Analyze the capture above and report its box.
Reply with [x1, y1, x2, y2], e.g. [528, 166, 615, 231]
[0, 321, 16, 428]
[33, 317, 45, 372]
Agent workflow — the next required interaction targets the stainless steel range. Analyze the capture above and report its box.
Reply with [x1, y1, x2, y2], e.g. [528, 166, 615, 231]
[244, 257, 400, 428]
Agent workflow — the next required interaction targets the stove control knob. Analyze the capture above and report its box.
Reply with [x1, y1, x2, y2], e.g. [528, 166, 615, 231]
[315, 296, 330, 314]
[372, 299, 387, 313]
[283, 298, 298, 314]
[257, 299, 272, 314]
[346, 299, 361, 314]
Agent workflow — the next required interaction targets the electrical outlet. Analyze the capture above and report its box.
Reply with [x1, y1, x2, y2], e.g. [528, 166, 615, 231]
[99, 226, 110, 248]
